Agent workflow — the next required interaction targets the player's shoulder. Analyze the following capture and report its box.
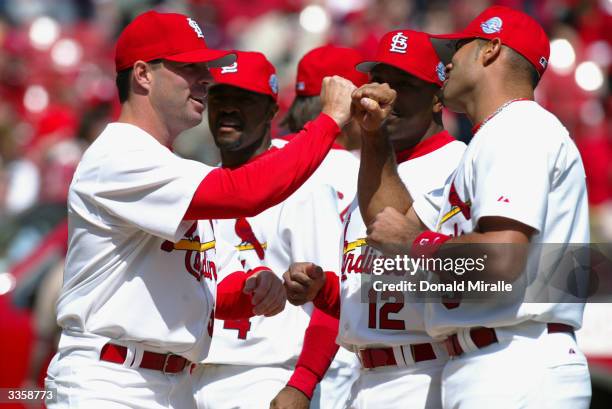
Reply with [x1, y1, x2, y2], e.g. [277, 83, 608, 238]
[287, 179, 338, 205]
[499, 101, 569, 141]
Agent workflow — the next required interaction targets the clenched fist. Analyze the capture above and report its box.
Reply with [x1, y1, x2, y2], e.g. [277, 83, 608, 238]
[269, 386, 310, 409]
[351, 83, 396, 132]
[321, 75, 357, 128]
[283, 262, 326, 306]
[244, 269, 286, 316]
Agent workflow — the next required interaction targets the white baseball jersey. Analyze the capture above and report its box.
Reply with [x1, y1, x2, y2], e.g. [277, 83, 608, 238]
[56, 122, 221, 363]
[339, 132, 466, 348]
[413, 101, 590, 338]
[204, 155, 347, 366]
[272, 137, 358, 216]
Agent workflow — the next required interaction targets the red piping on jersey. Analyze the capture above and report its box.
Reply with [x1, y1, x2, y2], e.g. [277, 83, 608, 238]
[395, 130, 456, 164]
[471, 98, 531, 134]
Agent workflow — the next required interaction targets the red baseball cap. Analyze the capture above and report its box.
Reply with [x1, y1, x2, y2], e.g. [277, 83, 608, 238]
[429, 6, 550, 77]
[295, 45, 369, 96]
[356, 30, 446, 87]
[115, 11, 235, 72]
[210, 51, 278, 101]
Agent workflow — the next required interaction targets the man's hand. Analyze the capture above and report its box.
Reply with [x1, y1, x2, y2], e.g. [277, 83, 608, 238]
[321, 75, 357, 128]
[351, 83, 396, 132]
[244, 270, 286, 316]
[283, 262, 326, 306]
[367, 207, 422, 255]
[270, 386, 310, 409]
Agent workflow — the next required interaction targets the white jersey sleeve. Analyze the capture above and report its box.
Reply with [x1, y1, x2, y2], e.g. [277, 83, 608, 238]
[78, 132, 212, 242]
[469, 127, 551, 232]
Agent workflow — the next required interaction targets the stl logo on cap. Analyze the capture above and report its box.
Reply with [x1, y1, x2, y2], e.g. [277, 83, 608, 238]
[389, 32, 408, 54]
[480, 17, 503, 34]
[187, 17, 204, 38]
[436, 62, 446, 82]
[269, 74, 278, 94]
[221, 62, 238, 74]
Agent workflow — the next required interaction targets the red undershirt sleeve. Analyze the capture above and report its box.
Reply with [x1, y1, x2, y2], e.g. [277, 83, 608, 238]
[312, 271, 341, 319]
[184, 114, 340, 220]
[215, 266, 269, 320]
[286, 307, 340, 399]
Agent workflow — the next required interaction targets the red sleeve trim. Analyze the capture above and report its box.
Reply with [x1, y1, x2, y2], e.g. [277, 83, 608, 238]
[411, 231, 451, 259]
[215, 267, 266, 320]
[312, 271, 341, 319]
[184, 114, 340, 220]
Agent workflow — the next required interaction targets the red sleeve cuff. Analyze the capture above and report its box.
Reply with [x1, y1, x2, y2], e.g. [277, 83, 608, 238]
[313, 271, 341, 319]
[215, 266, 268, 320]
[411, 231, 451, 259]
[287, 366, 319, 400]
[286, 308, 340, 399]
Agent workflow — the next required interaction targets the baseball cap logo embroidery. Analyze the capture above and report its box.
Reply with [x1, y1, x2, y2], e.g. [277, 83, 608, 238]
[296, 81, 305, 91]
[221, 62, 238, 74]
[436, 62, 446, 82]
[186, 17, 204, 38]
[389, 32, 408, 54]
[539, 56, 548, 68]
[269, 74, 278, 94]
[480, 17, 503, 34]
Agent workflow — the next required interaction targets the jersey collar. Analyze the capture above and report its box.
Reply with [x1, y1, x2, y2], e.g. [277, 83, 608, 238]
[395, 130, 456, 164]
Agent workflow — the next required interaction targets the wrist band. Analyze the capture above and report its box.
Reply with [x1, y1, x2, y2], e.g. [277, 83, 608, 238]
[411, 231, 451, 258]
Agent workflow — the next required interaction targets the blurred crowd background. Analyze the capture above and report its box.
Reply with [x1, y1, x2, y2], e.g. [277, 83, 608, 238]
[0, 0, 610, 407]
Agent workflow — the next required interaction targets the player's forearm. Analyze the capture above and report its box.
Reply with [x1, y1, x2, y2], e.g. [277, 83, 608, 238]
[286, 308, 340, 399]
[358, 130, 412, 226]
[415, 229, 530, 283]
[312, 271, 341, 318]
[184, 114, 340, 220]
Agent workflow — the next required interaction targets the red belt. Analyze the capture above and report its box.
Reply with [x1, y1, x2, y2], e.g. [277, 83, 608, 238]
[358, 343, 437, 369]
[444, 323, 575, 357]
[100, 343, 189, 374]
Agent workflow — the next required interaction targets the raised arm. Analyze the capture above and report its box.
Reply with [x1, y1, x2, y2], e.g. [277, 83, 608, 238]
[351, 83, 412, 227]
[185, 76, 356, 220]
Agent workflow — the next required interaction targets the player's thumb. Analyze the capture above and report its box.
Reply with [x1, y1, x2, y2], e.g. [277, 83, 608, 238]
[305, 264, 324, 280]
[243, 274, 258, 294]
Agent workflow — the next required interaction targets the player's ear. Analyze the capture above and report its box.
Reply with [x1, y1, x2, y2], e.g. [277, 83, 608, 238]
[481, 38, 502, 67]
[131, 60, 155, 95]
[432, 90, 443, 114]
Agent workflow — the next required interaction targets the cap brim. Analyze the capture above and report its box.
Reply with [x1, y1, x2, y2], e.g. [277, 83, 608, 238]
[355, 61, 378, 73]
[165, 49, 237, 67]
[429, 32, 474, 65]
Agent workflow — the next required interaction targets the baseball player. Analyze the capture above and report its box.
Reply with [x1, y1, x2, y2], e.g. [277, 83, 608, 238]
[362, 6, 591, 409]
[277, 31, 466, 409]
[191, 50, 357, 409]
[45, 11, 356, 409]
[279, 45, 369, 215]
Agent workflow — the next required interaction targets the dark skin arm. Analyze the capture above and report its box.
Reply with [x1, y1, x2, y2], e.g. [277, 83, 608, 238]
[367, 211, 534, 282]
